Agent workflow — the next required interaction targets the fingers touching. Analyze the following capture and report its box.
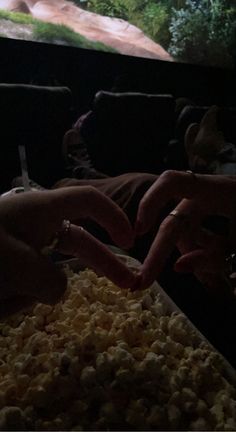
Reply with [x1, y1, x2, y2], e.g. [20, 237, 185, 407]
[58, 224, 140, 290]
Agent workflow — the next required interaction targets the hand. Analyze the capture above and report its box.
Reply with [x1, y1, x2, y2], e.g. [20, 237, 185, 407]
[0, 187, 139, 317]
[135, 170, 236, 289]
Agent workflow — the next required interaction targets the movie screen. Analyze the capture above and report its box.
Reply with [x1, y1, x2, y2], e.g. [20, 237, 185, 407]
[0, 0, 235, 68]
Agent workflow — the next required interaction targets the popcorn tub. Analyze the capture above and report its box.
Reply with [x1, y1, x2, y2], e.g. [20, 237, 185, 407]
[0, 255, 236, 431]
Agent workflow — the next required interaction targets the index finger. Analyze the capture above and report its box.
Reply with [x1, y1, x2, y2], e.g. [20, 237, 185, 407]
[59, 224, 140, 289]
[135, 171, 235, 235]
[140, 199, 199, 288]
[135, 171, 198, 235]
[49, 186, 135, 250]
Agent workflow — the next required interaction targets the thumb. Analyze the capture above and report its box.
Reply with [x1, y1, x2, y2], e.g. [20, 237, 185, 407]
[0, 230, 67, 305]
[174, 248, 225, 275]
[174, 250, 206, 273]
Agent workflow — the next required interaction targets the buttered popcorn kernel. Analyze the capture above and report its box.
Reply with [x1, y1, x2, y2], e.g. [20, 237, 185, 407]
[0, 267, 235, 431]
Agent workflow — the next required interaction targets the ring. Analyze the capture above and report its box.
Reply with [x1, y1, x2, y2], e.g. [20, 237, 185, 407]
[186, 170, 197, 179]
[169, 209, 188, 220]
[186, 170, 195, 176]
[223, 252, 236, 295]
[42, 219, 71, 255]
[225, 253, 236, 276]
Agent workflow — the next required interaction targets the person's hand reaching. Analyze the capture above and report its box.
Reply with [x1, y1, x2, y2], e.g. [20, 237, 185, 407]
[0, 187, 139, 317]
[135, 170, 236, 290]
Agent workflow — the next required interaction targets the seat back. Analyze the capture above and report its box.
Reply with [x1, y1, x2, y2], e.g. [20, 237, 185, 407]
[0, 84, 72, 193]
[79, 91, 175, 175]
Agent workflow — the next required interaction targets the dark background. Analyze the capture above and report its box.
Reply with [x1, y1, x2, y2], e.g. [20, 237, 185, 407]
[0, 36, 235, 117]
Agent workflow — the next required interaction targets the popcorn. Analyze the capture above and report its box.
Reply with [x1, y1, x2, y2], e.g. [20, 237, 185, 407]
[0, 266, 235, 431]
[0, 407, 26, 431]
[80, 366, 97, 387]
[190, 417, 211, 431]
[147, 405, 165, 428]
[167, 404, 181, 428]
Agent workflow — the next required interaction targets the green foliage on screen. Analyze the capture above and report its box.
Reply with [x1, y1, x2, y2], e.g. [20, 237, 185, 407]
[0, 9, 116, 52]
[169, 0, 236, 67]
[0, 0, 235, 68]
[33, 21, 116, 51]
[0, 9, 37, 24]
[75, 0, 235, 68]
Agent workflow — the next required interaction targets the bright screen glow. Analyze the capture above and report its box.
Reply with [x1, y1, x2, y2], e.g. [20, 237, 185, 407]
[0, 0, 235, 68]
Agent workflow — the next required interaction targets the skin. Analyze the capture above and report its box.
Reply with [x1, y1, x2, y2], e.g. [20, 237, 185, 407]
[2, 172, 235, 316]
[0, 186, 140, 318]
[135, 170, 236, 289]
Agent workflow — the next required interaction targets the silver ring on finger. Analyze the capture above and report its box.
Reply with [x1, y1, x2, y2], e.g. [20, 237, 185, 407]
[168, 209, 189, 220]
[186, 170, 197, 179]
[42, 219, 72, 255]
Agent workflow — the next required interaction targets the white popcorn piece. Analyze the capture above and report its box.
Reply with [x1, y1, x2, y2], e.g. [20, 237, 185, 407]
[190, 417, 211, 431]
[131, 347, 146, 361]
[116, 367, 133, 384]
[100, 401, 119, 423]
[128, 301, 142, 314]
[0, 407, 25, 431]
[17, 374, 30, 391]
[141, 351, 160, 375]
[112, 347, 134, 368]
[0, 266, 234, 431]
[169, 390, 182, 406]
[141, 293, 153, 309]
[147, 404, 165, 428]
[127, 398, 148, 425]
[33, 303, 53, 317]
[167, 404, 181, 428]
[150, 302, 164, 318]
[182, 387, 198, 403]
[150, 340, 165, 354]
[80, 366, 97, 387]
[96, 352, 114, 381]
[211, 403, 225, 424]
[196, 399, 208, 415]
[224, 417, 236, 431]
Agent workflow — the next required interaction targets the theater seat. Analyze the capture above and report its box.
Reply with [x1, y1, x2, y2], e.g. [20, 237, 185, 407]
[0, 84, 72, 193]
[78, 91, 175, 176]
